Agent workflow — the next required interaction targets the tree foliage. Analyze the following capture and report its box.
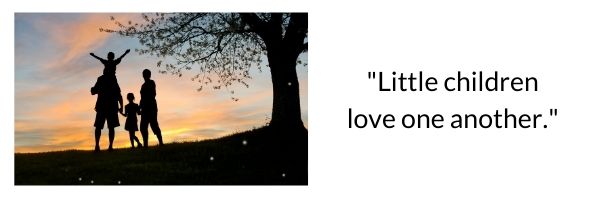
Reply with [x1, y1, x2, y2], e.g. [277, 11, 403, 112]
[102, 13, 302, 99]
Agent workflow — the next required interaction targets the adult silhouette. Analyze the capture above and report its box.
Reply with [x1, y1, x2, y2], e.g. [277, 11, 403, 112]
[139, 69, 163, 147]
[91, 68, 123, 151]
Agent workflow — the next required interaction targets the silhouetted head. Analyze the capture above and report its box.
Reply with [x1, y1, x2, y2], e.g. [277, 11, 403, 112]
[143, 69, 151, 80]
[107, 52, 115, 60]
[127, 93, 135, 102]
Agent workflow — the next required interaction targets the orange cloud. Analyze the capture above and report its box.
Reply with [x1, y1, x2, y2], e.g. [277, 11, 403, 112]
[33, 13, 139, 70]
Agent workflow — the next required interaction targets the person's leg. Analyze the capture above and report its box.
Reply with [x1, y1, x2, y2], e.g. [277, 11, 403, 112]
[128, 130, 135, 148]
[93, 112, 105, 151]
[150, 113, 163, 146]
[106, 111, 118, 151]
[140, 115, 149, 147]
[132, 131, 142, 147]
[108, 128, 115, 151]
[94, 128, 101, 151]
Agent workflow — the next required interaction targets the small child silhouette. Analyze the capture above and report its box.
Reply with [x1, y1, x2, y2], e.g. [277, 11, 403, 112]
[90, 49, 130, 75]
[121, 93, 143, 148]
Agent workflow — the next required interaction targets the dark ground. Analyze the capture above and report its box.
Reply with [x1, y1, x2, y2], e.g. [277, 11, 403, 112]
[15, 126, 307, 185]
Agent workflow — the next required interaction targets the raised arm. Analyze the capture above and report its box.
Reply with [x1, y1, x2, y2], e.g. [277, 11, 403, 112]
[89, 53, 105, 62]
[117, 49, 131, 61]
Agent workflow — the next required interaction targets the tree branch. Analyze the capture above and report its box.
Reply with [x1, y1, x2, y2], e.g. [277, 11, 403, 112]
[284, 13, 308, 56]
[240, 13, 267, 39]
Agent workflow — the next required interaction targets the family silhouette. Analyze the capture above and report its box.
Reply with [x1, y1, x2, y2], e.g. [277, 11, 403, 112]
[90, 49, 163, 151]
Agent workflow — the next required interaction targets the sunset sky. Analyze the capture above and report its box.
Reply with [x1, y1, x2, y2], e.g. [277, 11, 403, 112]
[15, 13, 308, 153]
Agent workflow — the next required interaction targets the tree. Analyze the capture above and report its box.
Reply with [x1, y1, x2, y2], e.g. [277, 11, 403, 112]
[102, 13, 307, 129]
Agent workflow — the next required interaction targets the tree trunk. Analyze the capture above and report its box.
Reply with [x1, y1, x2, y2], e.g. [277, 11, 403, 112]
[240, 13, 307, 130]
[267, 45, 304, 129]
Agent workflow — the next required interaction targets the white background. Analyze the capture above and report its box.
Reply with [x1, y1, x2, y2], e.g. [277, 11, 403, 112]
[4, 0, 600, 199]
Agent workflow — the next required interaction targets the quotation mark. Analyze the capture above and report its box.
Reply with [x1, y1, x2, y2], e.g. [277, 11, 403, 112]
[368, 71, 376, 79]
[549, 108, 558, 116]
[544, 108, 558, 128]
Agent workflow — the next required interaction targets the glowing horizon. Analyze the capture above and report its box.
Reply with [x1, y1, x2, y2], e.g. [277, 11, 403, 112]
[15, 13, 308, 153]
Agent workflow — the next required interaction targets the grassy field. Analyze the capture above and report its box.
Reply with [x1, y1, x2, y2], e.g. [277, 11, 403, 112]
[15, 126, 307, 185]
